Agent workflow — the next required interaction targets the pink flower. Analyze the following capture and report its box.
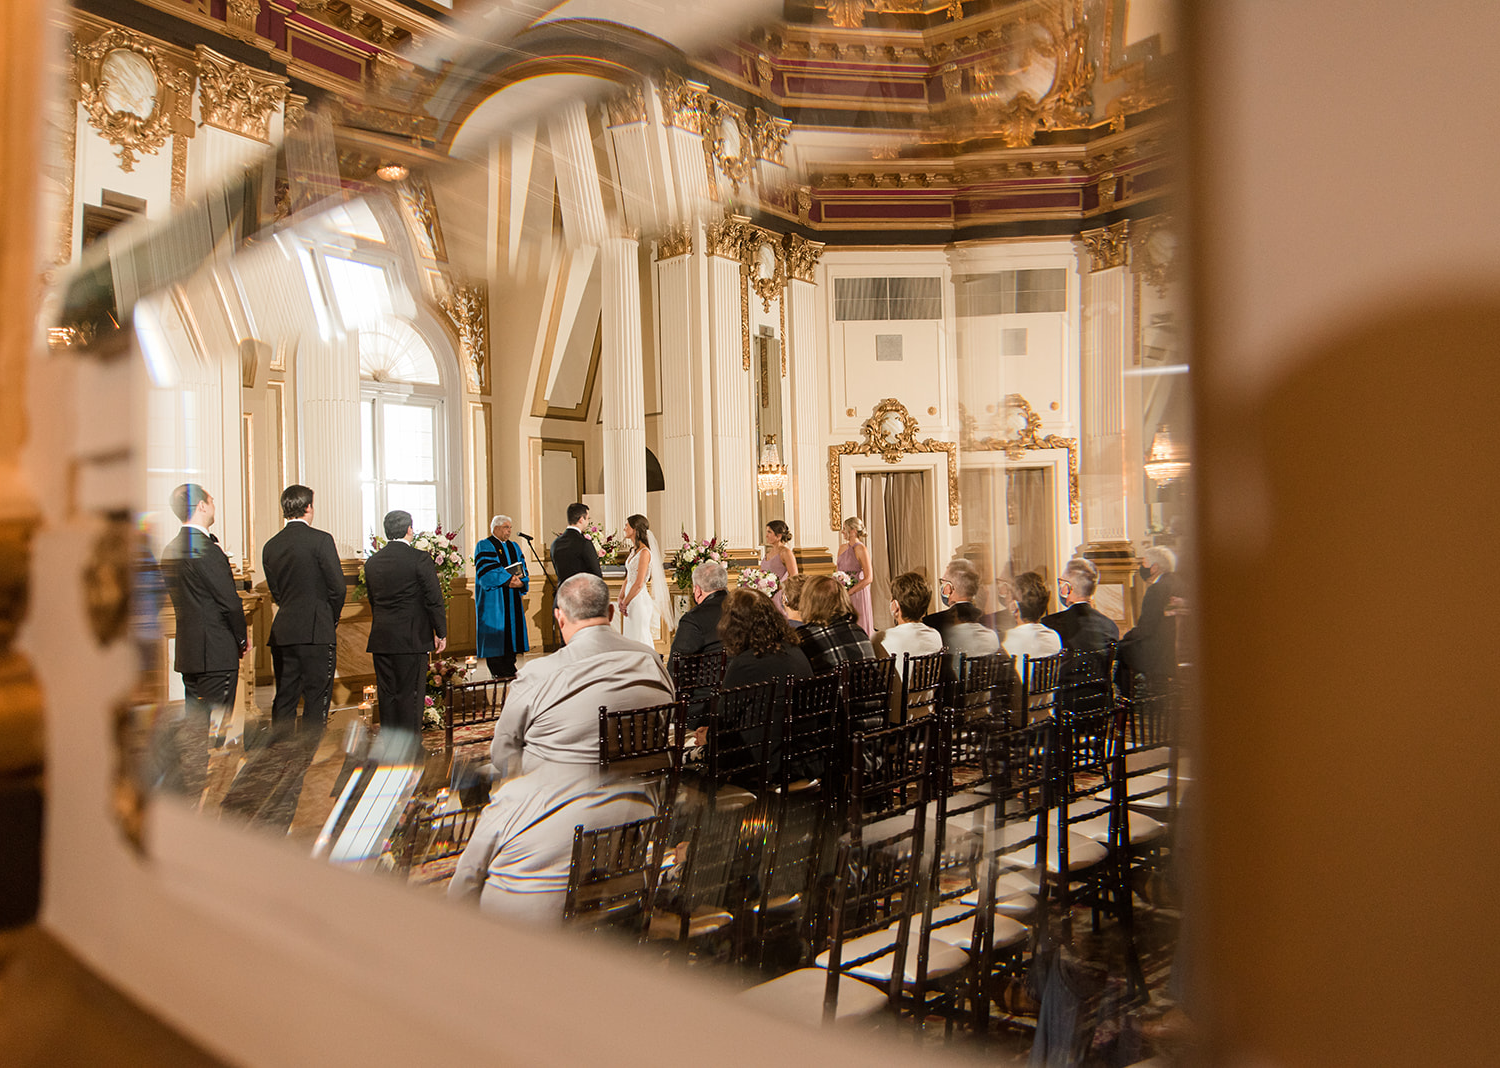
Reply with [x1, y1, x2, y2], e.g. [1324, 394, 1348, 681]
[424, 695, 435, 707]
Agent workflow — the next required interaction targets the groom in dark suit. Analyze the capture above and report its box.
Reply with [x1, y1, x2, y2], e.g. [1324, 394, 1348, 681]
[549, 502, 603, 585]
[363, 509, 447, 732]
[261, 484, 346, 735]
[158, 483, 246, 795]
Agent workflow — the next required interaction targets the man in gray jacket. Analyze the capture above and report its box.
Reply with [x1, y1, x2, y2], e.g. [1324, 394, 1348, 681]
[490, 574, 673, 779]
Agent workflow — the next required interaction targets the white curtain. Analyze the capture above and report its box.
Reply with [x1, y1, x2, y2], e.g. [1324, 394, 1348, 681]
[857, 471, 930, 630]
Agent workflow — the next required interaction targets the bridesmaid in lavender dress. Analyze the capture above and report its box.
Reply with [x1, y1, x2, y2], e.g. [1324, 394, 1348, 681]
[760, 520, 798, 615]
[838, 516, 875, 636]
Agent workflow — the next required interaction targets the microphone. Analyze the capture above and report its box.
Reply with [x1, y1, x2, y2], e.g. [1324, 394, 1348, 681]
[517, 532, 534, 541]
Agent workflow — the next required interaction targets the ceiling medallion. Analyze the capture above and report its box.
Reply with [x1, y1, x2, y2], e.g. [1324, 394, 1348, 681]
[74, 28, 193, 172]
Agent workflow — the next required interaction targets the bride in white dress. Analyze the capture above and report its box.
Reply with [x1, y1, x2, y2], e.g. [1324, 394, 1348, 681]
[619, 513, 671, 646]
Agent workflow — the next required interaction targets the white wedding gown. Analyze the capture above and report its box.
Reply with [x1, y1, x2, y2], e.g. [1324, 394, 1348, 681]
[621, 548, 659, 645]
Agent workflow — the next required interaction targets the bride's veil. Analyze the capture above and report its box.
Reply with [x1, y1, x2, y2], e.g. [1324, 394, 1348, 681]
[646, 529, 672, 633]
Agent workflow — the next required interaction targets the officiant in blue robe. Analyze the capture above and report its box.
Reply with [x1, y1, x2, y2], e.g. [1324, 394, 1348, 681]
[475, 515, 530, 678]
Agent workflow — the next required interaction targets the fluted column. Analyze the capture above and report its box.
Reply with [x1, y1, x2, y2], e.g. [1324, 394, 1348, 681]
[601, 235, 647, 525]
[296, 330, 361, 555]
[1078, 223, 1134, 542]
[655, 228, 696, 538]
[547, 101, 606, 249]
[707, 249, 754, 547]
[786, 275, 824, 548]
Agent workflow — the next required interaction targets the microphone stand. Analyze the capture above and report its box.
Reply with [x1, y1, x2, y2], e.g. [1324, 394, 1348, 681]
[518, 535, 561, 648]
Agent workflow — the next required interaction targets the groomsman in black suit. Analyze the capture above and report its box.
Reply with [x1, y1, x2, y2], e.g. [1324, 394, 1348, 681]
[548, 503, 602, 646]
[261, 484, 346, 735]
[363, 509, 447, 732]
[158, 483, 246, 795]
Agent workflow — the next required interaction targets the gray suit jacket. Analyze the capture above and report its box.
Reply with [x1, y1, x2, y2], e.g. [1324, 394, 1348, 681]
[490, 623, 673, 777]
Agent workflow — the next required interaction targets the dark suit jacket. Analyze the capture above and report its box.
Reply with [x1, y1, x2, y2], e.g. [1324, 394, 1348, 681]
[363, 540, 447, 654]
[669, 589, 726, 661]
[1118, 572, 1178, 678]
[549, 526, 602, 585]
[923, 600, 984, 641]
[160, 526, 246, 674]
[1040, 602, 1120, 652]
[262, 520, 346, 647]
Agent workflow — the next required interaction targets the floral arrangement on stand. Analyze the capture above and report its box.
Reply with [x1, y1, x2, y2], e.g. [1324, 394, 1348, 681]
[582, 521, 624, 565]
[355, 524, 467, 602]
[736, 566, 780, 598]
[422, 655, 472, 731]
[831, 570, 859, 591]
[673, 533, 729, 592]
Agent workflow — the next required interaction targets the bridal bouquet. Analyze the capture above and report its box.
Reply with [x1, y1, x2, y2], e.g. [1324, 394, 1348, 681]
[356, 523, 467, 601]
[831, 570, 859, 591]
[737, 566, 780, 598]
[673, 532, 728, 591]
[580, 521, 623, 565]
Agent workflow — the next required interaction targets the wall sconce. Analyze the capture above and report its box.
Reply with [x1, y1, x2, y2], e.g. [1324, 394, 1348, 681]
[1144, 424, 1190, 486]
[756, 435, 788, 494]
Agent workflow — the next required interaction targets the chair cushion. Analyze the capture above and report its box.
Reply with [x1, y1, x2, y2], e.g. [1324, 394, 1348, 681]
[995, 819, 1109, 873]
[816, 926, 971, 984]
[739, 968, 890, 1024]
[1067, 805, 1166, 844]
[924, 903, 1028, 950]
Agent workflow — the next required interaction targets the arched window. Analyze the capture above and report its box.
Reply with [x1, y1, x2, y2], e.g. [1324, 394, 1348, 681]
[359, 319, 446, 541]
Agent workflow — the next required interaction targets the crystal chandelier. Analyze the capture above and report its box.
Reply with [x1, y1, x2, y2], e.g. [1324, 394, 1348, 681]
[1144, 424, 1190, 486]
[756, 435, 788, 494]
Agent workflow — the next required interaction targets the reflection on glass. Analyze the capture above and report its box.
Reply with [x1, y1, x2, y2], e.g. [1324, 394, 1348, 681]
[77, 0, 1191, 1057]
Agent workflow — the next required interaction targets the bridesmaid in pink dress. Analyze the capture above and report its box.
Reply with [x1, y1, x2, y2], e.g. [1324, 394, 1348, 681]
[761, 520, 798, 614]
[838, 516, 875, 636]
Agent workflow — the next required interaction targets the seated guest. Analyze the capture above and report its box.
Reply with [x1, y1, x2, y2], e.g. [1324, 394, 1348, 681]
[924, 558, 1001, 659]
[1002, 570, 1063, 674]
[448, 764, 655, 924]
[491, 574, 673, 779]
[780, 573, 808, 628]
[669, 560, 728, 729]
[874, 571, 943, 671]
[798, 575, 884, 731]
[1040, 557, 1120, 652]
[719, 588, 812, 691]
[705, 589, 813, 780]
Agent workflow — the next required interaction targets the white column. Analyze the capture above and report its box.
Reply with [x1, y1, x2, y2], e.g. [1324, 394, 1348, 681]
[786, 276, 825, 548]
[601, 235, 647, 524]
[297, 330, 361, 555]
[1079, 263, 1132, 542]
[547, 102, 606, 249]
[708, 252, 755, 548]
[656, 246, 696, 538]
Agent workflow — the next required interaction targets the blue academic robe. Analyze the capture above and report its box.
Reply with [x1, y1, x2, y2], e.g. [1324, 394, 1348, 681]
[474, 536, 530, 657]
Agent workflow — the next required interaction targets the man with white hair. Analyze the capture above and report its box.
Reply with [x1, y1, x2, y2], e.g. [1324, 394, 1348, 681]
[490, 574, 673, 778]
[1117, 545, 1180, 684]
[668, 560, 729, 728]
[475, 514, 528, 679]
[1040, 556, 1120, 652]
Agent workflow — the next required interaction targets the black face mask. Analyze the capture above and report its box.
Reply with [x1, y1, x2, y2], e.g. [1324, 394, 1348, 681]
[1138, 564, 1152, 581]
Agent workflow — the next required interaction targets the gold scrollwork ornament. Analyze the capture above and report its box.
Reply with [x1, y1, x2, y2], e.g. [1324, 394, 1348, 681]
[827, 399, 960, 530]
[75, 28, 192, 172]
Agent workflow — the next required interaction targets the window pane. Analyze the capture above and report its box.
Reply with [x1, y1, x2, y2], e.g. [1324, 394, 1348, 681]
[387, 483, 438, 534]
[383, 403, 435, 482]
[361, 481, 378, 550]
[361, 399, 375, 481]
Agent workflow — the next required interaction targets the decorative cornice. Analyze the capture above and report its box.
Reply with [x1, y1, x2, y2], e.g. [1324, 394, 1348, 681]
[1079, 220, 1129, 271]
[828, 399, 959, 530]
[224, 0, 261, 44]
[655, 222, 692, 260]
[440, 283, 489, 394]
[704, 213, 757, 261]
[284, 92, 308, 131]
[195, 46, 289, 143]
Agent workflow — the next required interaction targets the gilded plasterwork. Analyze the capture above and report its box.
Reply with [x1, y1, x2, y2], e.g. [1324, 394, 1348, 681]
[171, 133, 187, 205]
[195, 47, 289, 143]
[225, 0, 262, 43]
[784, 233, 824, 282]
[398, 177, 447, 261]
[605, 83, 647, 127]
[655, 222, 692, 260]
[1130, 214, 1178, 297]
[828, 399, 960, 530]
[74, 28, 193, 172]
[1080, 219, 1129, 271]
[657, 71, 708, 134]
[962, 396, 1080, 524]
[284, 93, 308, 131]
[53, 59, 79, 266]
[746, 231, 787, 313]
[968, 14, 1095, 148]
[440, 283, 489, 393]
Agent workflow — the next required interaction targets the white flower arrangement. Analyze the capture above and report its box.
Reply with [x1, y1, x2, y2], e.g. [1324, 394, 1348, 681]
[831, 570, 858, 590]
[737, 566, 780, 597]
[673, 532, 728, 591]
[358, 523, 466, 601]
